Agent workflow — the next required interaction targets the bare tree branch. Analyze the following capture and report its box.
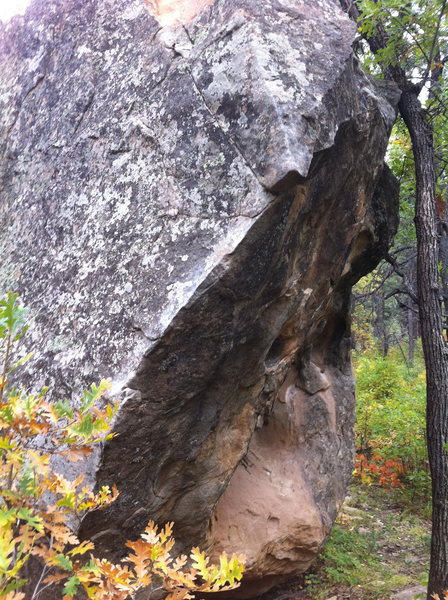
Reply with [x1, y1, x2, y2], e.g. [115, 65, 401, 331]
[384, 252, 419, 303]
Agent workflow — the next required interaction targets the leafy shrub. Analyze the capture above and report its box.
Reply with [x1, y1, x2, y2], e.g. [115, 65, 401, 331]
[355, 454, 404, 488]
[354, 347, 430, 501]
[0, 293, 245, 599]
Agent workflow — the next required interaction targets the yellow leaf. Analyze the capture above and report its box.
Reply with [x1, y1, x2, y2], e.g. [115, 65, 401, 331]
[190, 548, 210, 579]
[69, 540, 95, 556]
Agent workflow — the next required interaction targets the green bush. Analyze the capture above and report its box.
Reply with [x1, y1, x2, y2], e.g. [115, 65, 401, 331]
[354, 347, 430, 502]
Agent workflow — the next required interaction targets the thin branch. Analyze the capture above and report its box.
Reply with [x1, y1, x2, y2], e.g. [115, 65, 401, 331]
[384, 252, 419, 303]
[395, 297, 420, 315]
[384, 287, 411, 300]
[32, 564, 50, 600]
[32, 534, 54, 599]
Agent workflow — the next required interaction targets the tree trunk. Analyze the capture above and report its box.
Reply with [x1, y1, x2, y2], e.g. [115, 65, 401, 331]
[373, 289, 388, 355]
[438, 215, 448, 340]
[407, 305, 415, 363]
[407, 255, 418, 364]
[399, 89, 448, 599]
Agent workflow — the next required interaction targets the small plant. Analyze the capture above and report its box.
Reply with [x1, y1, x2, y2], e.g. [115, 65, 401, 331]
[0, 293, 245, 599]
[320, 524, 379, 587]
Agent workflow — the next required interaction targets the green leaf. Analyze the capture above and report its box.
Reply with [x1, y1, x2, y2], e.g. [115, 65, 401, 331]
[0, 508, 18, 527]
[79, 380, 110, 414]
[0, 292, 28, 339]
[63, 575, 80, 597]
[74, 413, 94, 438]
[4, 578, 27, 593]
[56, 492, 76, 510]
[54, 554, 73, 572]
[54, 398, 75, 419]
[17, 508, 43, 532]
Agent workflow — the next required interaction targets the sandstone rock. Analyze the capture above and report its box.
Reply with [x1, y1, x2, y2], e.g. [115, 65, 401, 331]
[0, 0, 399, 595]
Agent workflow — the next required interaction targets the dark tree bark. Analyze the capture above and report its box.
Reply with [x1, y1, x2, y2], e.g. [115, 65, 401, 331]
[407, 255, 418, 363]
[373, 288, 388, 355]
[438, 206, 448, 339]
[407, 302, 416, 363]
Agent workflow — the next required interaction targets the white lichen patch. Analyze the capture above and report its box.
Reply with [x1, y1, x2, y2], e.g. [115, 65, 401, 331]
[122, 1, 147, 20]
[76, 45, 92, 58]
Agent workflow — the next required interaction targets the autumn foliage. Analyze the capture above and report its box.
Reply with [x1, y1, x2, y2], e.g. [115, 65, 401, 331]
[354, 454, 404, 488]
[0, 293, 245, 599]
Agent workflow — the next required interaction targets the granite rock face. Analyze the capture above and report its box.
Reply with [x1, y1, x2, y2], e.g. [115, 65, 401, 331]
[0, 0, 399, 595]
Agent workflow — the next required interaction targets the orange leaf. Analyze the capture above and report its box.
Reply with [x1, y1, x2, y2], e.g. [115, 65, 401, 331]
[62, 446, 93, 462]
[126, 539, 153, 580]
[43, 572, 69, 584]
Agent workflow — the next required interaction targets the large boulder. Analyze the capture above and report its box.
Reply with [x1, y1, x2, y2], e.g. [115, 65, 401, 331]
[0, 0, 399, 595]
